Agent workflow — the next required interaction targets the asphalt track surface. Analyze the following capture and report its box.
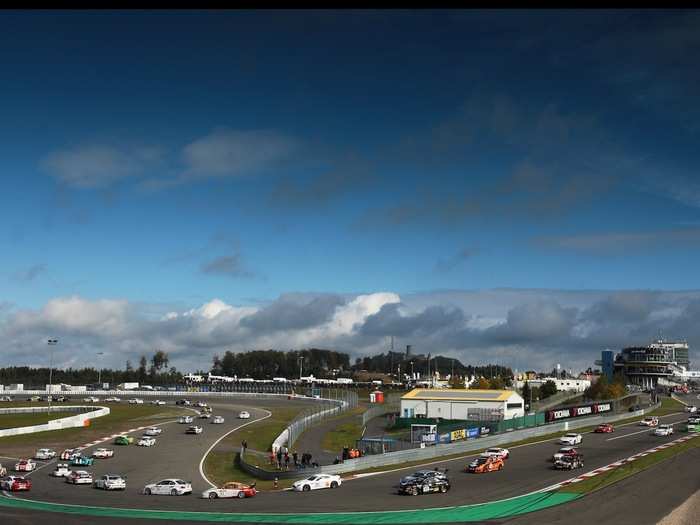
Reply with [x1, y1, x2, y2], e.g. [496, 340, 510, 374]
[1, 394, 698, 522]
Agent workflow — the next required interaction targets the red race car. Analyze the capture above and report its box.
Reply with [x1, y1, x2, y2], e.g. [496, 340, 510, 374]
[1, 475, 32, 492]
[594, 423, 614, 433]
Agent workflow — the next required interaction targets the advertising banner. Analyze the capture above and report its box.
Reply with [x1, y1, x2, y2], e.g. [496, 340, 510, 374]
[467, 427, 480, 438]
[450, 428, 466, 441]
[545, 402, 614, 422]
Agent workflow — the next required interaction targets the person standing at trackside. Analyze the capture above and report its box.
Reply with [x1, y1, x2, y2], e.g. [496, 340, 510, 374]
[276, 448, 283, 469]
[292, 450, 298, 467]
[284, 451, 290, 470]
[269, 449, 275, 466]
[241, 440, 248, 451]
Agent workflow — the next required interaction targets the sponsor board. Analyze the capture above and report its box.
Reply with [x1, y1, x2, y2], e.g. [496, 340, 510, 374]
[546, 402, 614, 422]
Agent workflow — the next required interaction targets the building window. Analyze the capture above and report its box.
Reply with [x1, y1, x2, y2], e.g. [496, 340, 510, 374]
[507, 402, 523, 409]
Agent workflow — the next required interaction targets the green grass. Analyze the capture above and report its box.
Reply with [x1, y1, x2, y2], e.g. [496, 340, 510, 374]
[322, 420, 364, 453]
[0, 411, 74, 430]
[559, 435, 700, 494]
[233, 406, 301, 453]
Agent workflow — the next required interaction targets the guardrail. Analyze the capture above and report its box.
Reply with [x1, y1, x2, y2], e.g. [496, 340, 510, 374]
[239, 401, 662, 478]
[0, 405, 110, 437]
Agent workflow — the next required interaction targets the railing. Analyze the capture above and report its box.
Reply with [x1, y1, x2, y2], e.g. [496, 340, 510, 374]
[0, 405, 110, 437]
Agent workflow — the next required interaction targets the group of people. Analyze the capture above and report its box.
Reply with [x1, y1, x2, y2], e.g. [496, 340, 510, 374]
[269, 446, 318, 470]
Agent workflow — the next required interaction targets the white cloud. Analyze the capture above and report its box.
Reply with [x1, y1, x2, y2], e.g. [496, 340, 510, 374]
[42, 146, 149, 188]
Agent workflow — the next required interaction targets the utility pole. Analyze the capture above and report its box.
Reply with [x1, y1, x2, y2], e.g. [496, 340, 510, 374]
[97, 352, 104, 386]
[47, 338, 58, 414]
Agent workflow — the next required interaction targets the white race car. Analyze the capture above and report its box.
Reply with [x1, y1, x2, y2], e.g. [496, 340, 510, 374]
[201, 481, 257, 499]
[137, 436, 156, 447]
[83, 396, 100, 403]
[480, 447, 510, 460]
[178, 416, 194, 424]
[639, 417, 659, 427]
[60, 449, 81, 461]
[238, 411, 251, 419]
[14, 460, 36, 472]
[104, 397, 121, 402]
[143, 478, 192, 496]
[186, 425, 203, 435]
[34, 448, 57, 460]
[128, 398, 144, 405]
[194, 402, 208, 408]
[150, 400, 166, 406]
[552, 447, 579, 461]
[144, 426, 162, 436]
[199, 412, 211, 419]
[92, 448, 115, 459]
[211, 415, 225, 424]
[66, 470, 93, 485]
[686, 405, 698, 413]
[52, 463, 72, 477]
[654, 424, 674, 436]
[559, 433, 583, 445]
[292, 474, 342, 492]
[94, 474, 126, 490]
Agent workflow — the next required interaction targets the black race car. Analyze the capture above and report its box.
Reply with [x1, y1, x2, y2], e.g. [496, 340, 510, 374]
[553, 453, 584, 470]
[398, 469, 450, 495]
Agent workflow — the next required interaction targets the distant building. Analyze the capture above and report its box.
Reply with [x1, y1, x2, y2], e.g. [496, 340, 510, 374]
[604, 339, 693, 389]
[400, 388, 525, 421]
[514, 377, 590, 393]
[600, 350, 615, 381]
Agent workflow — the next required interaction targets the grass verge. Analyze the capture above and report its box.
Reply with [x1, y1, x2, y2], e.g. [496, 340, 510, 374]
[559, 434, 700, 494]
[0, 411, 74, 430]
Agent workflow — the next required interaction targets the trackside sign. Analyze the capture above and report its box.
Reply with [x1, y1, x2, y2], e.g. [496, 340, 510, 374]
[545, 402, 613, 422]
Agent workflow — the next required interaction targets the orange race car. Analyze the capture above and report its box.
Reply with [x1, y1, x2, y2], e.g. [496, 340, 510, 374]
[466, 455, 504, 473]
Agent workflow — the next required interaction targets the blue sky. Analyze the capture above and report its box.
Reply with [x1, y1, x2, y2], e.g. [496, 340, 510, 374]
[2, 10, 700, 371]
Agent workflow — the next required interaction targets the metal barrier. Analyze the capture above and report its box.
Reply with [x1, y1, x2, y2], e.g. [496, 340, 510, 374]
[0, 405, 110, 437]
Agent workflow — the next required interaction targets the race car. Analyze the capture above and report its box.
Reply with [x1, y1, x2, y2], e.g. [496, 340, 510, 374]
[186, 425, 203, 435]
[66, 470, 93, 485]
[83, 396, 100, 403]
[201, 481, 257, 499]
[144, 426, 162, 436]
[143, 478, 192, 496]
[687, 416, 700, 424]
[150, 400, 166, 406]
[14, 459, 36, 472]
[685, 405, 697, 413]
[199, 412, 211, 419]
[398, 470, 450, 495]
[175, 399, 191, 406]
[92, 448, 115, 459]
[52, 463, 72, 477]
[178, 415, 194, 424]
[594, 423, 614, 433]
[292, 474, 342, 492]
[0, 475, 32, 492]
[554, 452, 585, 470]
[0, 395, 13, 402]
[480, 447, 510, 459]
[211, 415, 225, 424]
[552, 447, 579, 461]
[60, 448, 82, 460]
[34, 448, 57, 460]
[467, 455, 504, 473]
[194, 401, 208, 408]
[559, 433, 583, 445]
[27, 396, 41, 402]
[128, 398, 144, 404]
[654, 424, 674, 436]
[639, 416, 659, 427]
[137, 436, 157, 447]
[94, 474, 127, 490]
[238, 411, 251, 419]
[71, 455, 94, 466]
[104, 396, 121, 402]
[114, 436, 134, 446]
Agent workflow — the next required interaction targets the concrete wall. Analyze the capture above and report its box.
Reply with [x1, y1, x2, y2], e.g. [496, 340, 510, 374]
[0, 405, 110, 437]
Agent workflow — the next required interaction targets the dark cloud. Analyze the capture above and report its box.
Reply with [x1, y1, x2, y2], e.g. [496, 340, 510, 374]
[240, 294, 346, 332]
[533, 227, 700, 254]
[359, 303, 465, 338]
[481, 301, 578, 345]
[434, 249, 475, 273]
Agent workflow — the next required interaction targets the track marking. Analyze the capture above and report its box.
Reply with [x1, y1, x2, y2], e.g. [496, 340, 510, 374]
[606, 420, 682, 441]
[23, 459, 55, 477]
[198, 408, 272, 489]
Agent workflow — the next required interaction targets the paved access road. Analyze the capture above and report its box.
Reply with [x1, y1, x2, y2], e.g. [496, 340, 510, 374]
[3, 396, 694, 515]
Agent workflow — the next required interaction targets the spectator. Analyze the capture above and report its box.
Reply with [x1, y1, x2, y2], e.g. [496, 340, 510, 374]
[269, 450, 275, 466]
[276, 449, 283, 469]
[292, 450, 298, 467]
[241, 440, 248, 450]
[284, 452, 290, 470]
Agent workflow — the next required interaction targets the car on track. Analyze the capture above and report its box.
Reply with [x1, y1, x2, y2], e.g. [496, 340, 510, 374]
[238, 411, 251, 419]
[397, 470, 450, 496]
[480, 447, 510, 460]
[201, 481, 257, 499]
[0, 396, 13, 402]
[178, 415, 194, 424]
[60, 448, 82, 460]
[83, 396, 100, 403]
[654, 424, 674, 436]
[14, 459, 36, 472]
[685, 405, 697, 413]
[175, 399, 191, 406]
[51, 463, 72, 477]
[552, 447, 579, 461]
[688, 416, 700, 424]
[27, 396, 41, 402]
[211, 415, 225, 424]
[639, 416, 659, 427]
[559, 433, 583, 445]
[194, 401, 208, 408]
[104, 397, 121, 402]
[594, 423, 614, 433]
[66, 470, 93, 485]
[186, 425, 203, 435]
[1, 475, 32, 492]
[137, 436, 157, 447]
[554, 452, 585, 470]
[686, 422, 700, 433]
[150, 399, 166, 406]
[34, 448, 57, 460]
[71, 455, 94, 466]
[292, 474, 342, 492]
[92, 448, 115, 459]
[144, 426, 162, 436]
[199, 412, 211, 419]
[467, 455, 504, 473]
[143, 479, 192, 496]
[128, 398, 144, 404]
[94, 474, 127, 490]
[114, 436, 134, 446]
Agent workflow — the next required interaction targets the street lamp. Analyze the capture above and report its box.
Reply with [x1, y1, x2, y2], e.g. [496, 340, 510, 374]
[97, 352, 105, 387]
[410, 361, 414, 381]
[47, 338, 58, 414]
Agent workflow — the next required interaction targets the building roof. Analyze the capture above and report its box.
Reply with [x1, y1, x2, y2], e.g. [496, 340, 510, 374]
[401, 388, 518, 402]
